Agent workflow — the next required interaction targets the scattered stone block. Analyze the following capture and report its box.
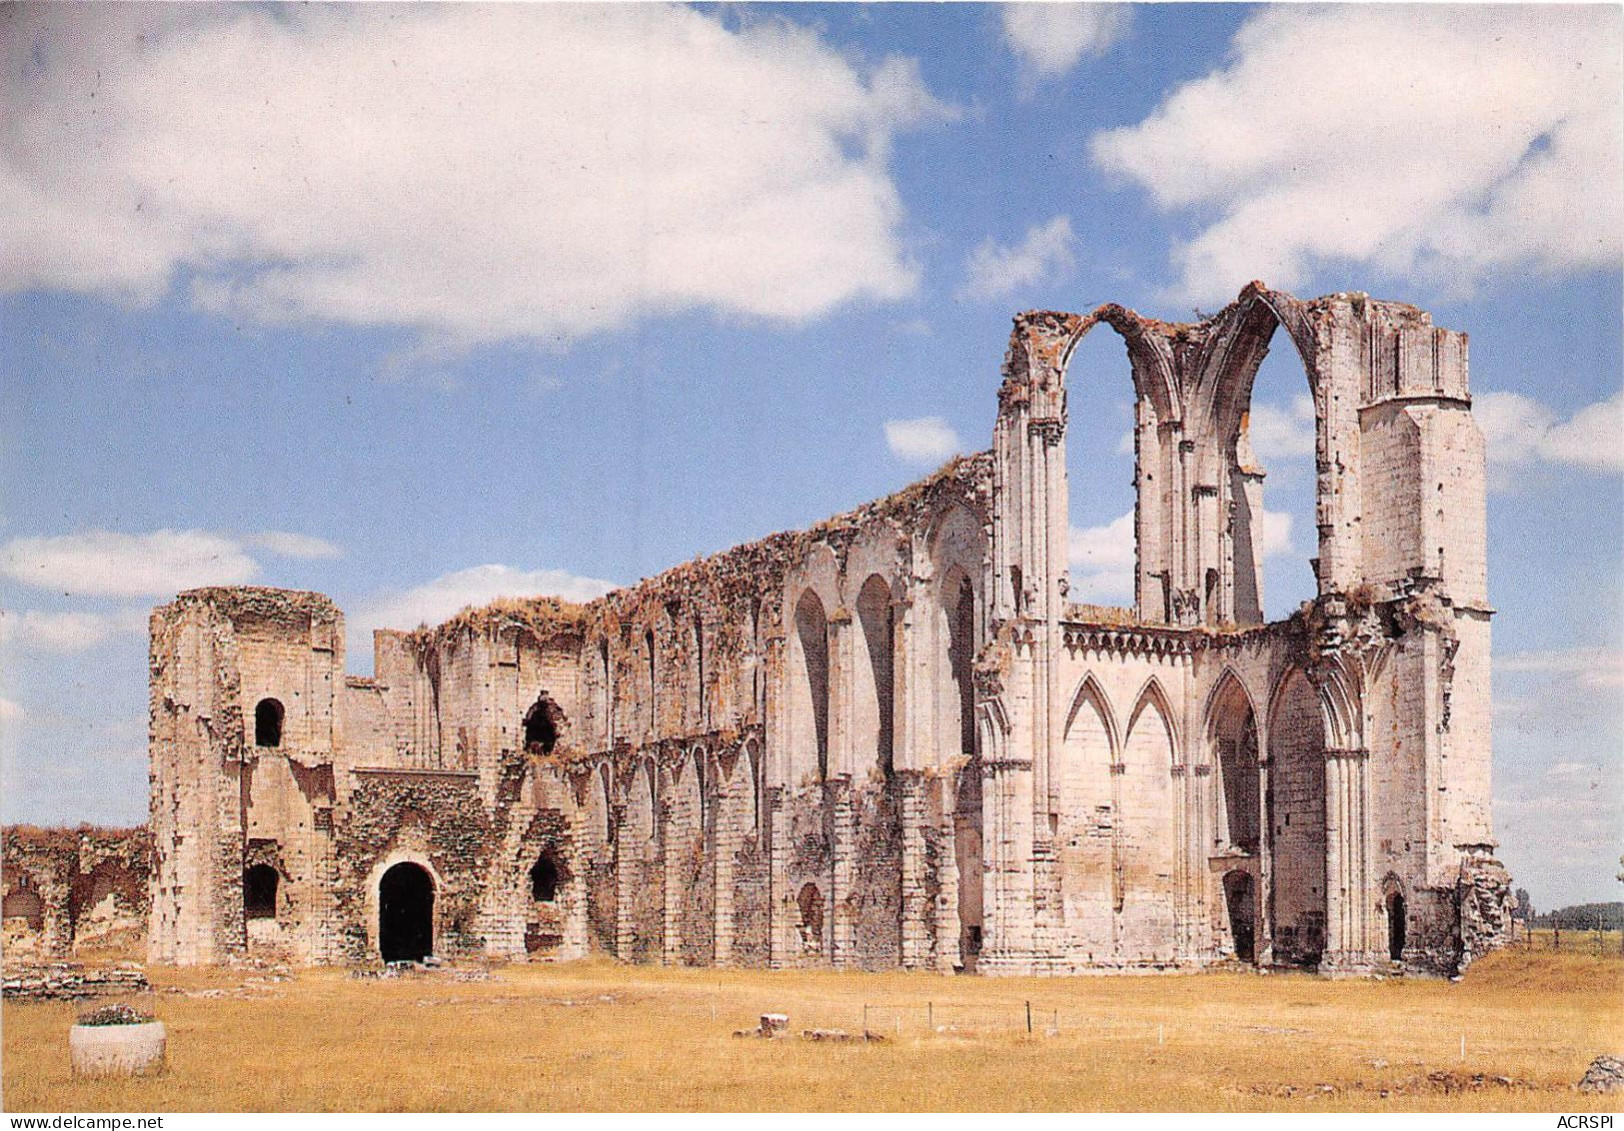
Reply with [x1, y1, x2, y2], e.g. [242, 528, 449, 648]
[1578, 1055, 1624, 1094]
[802, 1028, 854, 1042]
[2, 962, 149, 1002]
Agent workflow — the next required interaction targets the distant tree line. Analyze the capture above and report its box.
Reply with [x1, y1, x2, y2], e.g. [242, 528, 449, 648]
[1526, 901, 1623, 930]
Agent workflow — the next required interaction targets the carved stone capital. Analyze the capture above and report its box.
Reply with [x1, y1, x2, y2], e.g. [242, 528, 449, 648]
[1028, 418, 1065, 444]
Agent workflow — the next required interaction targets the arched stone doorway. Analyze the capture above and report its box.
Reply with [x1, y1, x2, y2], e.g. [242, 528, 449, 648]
[530, 854, 560, 903]
[379, 862, 435, 962]
[1387, 892, 1407, 962]
[1223, 870, 1257, 964]
[255, 698, 284, 748]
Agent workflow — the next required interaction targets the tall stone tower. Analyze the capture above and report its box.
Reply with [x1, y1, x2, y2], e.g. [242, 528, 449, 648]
[148, 589, 345, 964]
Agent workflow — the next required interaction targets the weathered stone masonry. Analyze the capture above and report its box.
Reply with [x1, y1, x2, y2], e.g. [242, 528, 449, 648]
[3, 826, 151, 958]
[143, 283, 1511, 975]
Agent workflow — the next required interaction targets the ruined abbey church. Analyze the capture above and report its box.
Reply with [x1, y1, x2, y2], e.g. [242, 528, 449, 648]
[144, 283, 1512, 976]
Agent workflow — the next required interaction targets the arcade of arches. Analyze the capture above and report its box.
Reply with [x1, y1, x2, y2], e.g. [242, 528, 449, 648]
[142, 286, 1510, 976]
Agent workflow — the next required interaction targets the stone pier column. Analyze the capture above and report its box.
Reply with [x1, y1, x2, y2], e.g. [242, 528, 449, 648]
[712, 770, 737, 967]
[613, 803, 634, 961]
[39, 874, 74, 958]
[1323, 747, 1375, 972]
[1171, 762, 1190, 960]
[828, 776, 857, 968]
[661, 794, 681, 966]
[932, 777, 960, 973]
[1030, 829, 1056, 962]
[897, 771, 931, 968]
[1256, 758, 1276, 966]
[980, 757, 1035, 974]
[1191, 762, 1213, 957]
[564, 833, 591, 960]
[766, 788, 791, 969]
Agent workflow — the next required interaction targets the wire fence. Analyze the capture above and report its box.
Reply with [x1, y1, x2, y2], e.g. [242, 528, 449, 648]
[725, 994, 1504, 1067]
[728, 995, 1203, 1043]
[1516, 925, 1623, 955]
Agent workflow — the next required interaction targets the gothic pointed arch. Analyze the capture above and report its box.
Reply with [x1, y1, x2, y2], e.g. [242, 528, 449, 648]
[1201, 668, 1258, 750]
[1266, 667, 1328, 967]
[1055, 670, 1116, 941]
[853, 572, 896, 777]
[1118, 683, 1178, 954]
[790, 588, 831, 782]
[1063, 672, 1119, 754]
[939, 564, 980, 762]
[1003, 306, 1182, 425]
[975, 693, 1011, 769]
[1063, 306, 1183, 425]
[1125, 676, 1180, 759]
[1206, 671, 1261, 854]
[1197, 285, 1322, 446]
[623, 757, 659, 847]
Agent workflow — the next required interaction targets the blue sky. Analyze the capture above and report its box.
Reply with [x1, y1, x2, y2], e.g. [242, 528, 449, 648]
[1, 3, 1619, 910]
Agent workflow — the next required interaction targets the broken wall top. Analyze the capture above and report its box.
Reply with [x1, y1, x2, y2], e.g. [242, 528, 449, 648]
[998, 281, 1466, 425]
[402, 450, 995, 655]
[161, 586, 342, 628]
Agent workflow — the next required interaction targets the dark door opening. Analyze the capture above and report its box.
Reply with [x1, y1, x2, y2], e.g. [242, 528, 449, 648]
[1387, 893, 1406, 962]
[244, 864, 279, 920]
[379, 862, 434, 963]
[1224, 870, 1256, 964]
[255, 698, 284, 748]
[797, 882, 824, 953]
[530, 854, 559, 902]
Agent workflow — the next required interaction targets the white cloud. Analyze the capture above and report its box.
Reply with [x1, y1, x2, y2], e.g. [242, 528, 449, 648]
[1494, 757, 1622, 898]
[358, 564, 620, 636]
[1067, 504, 1296, 606]
[0, 697, 23, 723]
[1476, 392, 1554, 470]
[2, 5, 948, 347]
[889, 318, 932, 338]
[1090, 6, 1623, 303]
[0, 608, 149, 653]
[1539, 392, 1624, 472]
[0, 530, 258, 597]
[1476, 390, 1624, 483]
[958, 215, 1076, 301]
[1497, 646, 1624, 690]
[1068, 511, 1135, 604]
[1257, 509, 1294, 560]
[1247, 396, 1316, 463]
[884, 416, 963, 465]
[250, 531, 344, 560]
[1003, 4, 1130, 79]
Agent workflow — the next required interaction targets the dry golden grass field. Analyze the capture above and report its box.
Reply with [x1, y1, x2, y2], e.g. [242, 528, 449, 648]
[4, 947, 1621, 1113]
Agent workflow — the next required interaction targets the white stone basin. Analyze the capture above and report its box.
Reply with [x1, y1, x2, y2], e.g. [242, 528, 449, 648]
[69, 1021, 166, 1077]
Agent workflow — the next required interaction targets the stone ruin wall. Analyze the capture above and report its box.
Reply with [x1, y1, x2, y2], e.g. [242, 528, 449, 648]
[144, 452, 1004, 973]
[121, 283, 1512, 977]
[2, 826, 151, 961]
